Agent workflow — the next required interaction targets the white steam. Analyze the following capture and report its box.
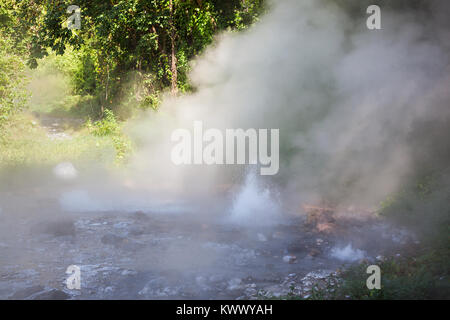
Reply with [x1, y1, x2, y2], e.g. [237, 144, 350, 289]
[48, 0, 450, 223]
[227, 170, 281, 227]
[331, 244, 366, 262]
[123, 0, 450, 219]
[53, 162, 78, 180]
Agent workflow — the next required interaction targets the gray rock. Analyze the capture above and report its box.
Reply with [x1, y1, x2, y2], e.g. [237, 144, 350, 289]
[32, 289, 70, 300]
[101, 234, 126, 246]
[9, 285, 45, 299]
[101, 234, 144, 251]
[133, 211, 150, 221]
[33, 220, 76, 237]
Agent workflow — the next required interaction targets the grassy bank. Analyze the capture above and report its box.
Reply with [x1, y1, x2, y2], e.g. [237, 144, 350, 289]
[0, 112, 119, 169]
[304, 176, 450, 300]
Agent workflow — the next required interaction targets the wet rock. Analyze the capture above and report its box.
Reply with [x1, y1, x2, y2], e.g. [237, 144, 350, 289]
[302, 270, 334, 280]
[128, 226, 145, 236]
[138, 277, 180, 297]
[47, 220, 76, 237]
[133, 211, 150, 221]
[10, 286, 70, 300]
[376, 255, 385, 261]
[101, 234, 144, 251]
[32, 220, 76, 237]
[101, 234, 126, 246]
[9, 285, 45, 299]
[113, 221, 130, 229]
[227, 278, 242, 290]
[102, 286, 114, 294]
[259, 285, 286, 298]
[308, 249, 320, 257]
[121, 269, 138, 276]
[282, 255, 297, 264]
[77, 264, 121, 291]
[32, 289, 70, 300]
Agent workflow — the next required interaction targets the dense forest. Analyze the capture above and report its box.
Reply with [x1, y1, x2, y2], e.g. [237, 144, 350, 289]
[1, 0, 264, 118]
[0, 0, 265, 165]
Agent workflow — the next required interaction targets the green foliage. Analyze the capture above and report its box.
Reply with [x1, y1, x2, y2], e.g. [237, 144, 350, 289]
[87, 109, 120, 136]
[140, 93, 161, 110]
[27, 51, 102, 119]
[1, 0, 264, 167]
[71, 50, 97, 95]
[111, 134, 133, 163]
[232, 0, 265, 31]
[306, 171, 450, 300]
[378, 172, 450, 240]
[0, 33, 29, 124]
[321, 252, 450, 300]
[27, 0, 265, 116]
[86, 109, 133, 163]
[0, 113, 115, 168]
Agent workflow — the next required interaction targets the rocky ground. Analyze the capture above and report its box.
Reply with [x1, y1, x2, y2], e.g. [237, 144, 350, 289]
[0, 188, 416, 299]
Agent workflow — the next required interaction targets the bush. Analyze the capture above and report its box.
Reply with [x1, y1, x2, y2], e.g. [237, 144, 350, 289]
[85, 109, 133, 163]
[87, 109, 120, 137]
[0, 33, 28, 125]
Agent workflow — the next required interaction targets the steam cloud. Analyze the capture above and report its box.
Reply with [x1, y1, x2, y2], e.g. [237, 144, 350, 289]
[125, 0, 450, 220]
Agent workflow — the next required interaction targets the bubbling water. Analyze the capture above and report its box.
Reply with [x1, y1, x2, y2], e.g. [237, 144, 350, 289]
[330, 243, 366, 262]
[228, 169, 282, 227]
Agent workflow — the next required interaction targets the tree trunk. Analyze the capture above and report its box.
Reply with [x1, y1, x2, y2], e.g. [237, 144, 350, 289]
[103, 63, 109, 115]
[169, 0, 178, 95]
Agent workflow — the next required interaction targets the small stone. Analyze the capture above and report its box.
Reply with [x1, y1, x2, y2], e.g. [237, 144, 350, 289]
[33, 220, 76, 237]
[101, 234, 125, 246]
[227, 278, 242, 290]
[283, 255, 297, 263]
[32, 289, 71, 300]
[308, 249, 320, 257]
[113, 222, 129, 229]
[133, 211, 149, 220]
[103, 286, 113, 293]
[257, 233, 267, 242]
[128, 227, 145, 236]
